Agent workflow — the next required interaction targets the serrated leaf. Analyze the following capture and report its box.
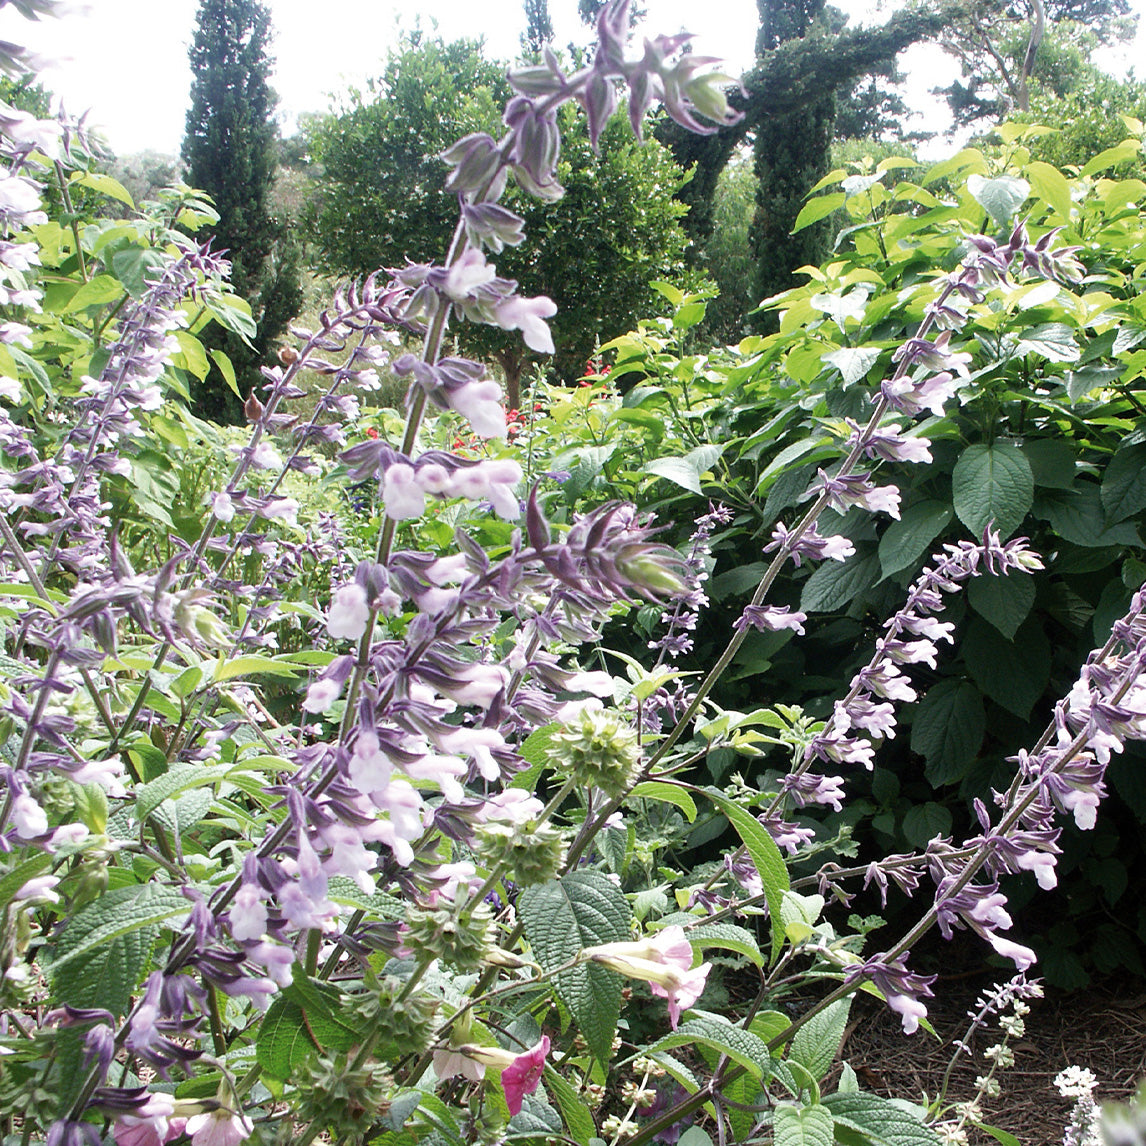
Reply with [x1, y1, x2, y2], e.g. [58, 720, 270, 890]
[793, 193, 846, 232]
[1015, 322, 1080, 362]
[775, 1101, 834, 1146]
[902, 802, 953, 847]
[212, 655, 299, 683]
[151, 789, 213, 840]
[46, 883, 187, 1014]
[952, 443, 1033, 540]
[519, 872, 629, 1062]
[879, 501, 953, 579]
[800, 551, 881, 613]
[789, 998, 851, 1082]
[1102, 443, 1146, 522]
[1035, 487, 1143, 547]
[62, 274, 123, 313]
[967, 173, 1029, 226]
[967, 571, 1035, 639]
[282, 964, 362, 1051]
[962, 618, 1050, 719]
[630, 781, 697, 822]
[823, 346, 881, 387]
[703, 789, 790, 960]
[652, 1014, 772, 1079]
[1022, 439, 1077, 489]
[135, 762, 228, 821]
[912, 679, 985, 787]
[686, 923, 764, 967]
[823, 1092, 942, 1145]
[257, 998, 320, 1079]
[544, 1066, 595, 1145]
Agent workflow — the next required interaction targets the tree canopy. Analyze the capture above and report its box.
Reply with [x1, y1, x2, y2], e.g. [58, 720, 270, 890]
[307, 34, 692, 403]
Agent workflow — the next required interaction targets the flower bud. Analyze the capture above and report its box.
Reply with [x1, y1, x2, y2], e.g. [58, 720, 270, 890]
[547, 708, 640, 799]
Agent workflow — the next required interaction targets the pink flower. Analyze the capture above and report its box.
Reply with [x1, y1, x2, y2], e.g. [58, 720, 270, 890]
[500, 1036, 550, 1115]
[112, 1095, 186, 1146]
[326, 583, 370, 641]
[493, 295, 557, 354]
[184, 1109, 253, 1146]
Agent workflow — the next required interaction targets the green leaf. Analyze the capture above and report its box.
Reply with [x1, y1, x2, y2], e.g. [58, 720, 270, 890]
[1026, 161, 1073, 219]
[112, 247, 168, 298]
[69, 170, 135, 208]
[135, 762, 228, 821]
[257, 998, 321, 1079]
[789, 998, 851, 1082]
[962, 618, 1050, 719]
[879, 501, 953, 579]
[822, 346, 881, 387]
[281, 964, 363, 1051]
[703, 788, 790, 960]
[1022, 439, 1077, 489]
[774, 1102, 834, 1146]
[673, 302, 706, 331]
[151, 789, 213, 840]
[62, 274, 123, 313]
[793, 193, 846, 232]
[519, 872, 629, 1062]
[1102, 443, 1146, 522]
[1080, 139, 1141, 176]
[643, 444, 724, 496]
[967, 173, 1029, 226]
[652, 1014, 772, 1080]
[952, 443, 1033, 540]
[630, 781, 697, 822]
[1015, 322, 1080, 362]
[966, 571, 1035, 639]
[978, 1126, 1022, 1146]
[686, 922, 764, 968]
[544, 1066, 595, 1146]
[212, 655, 299, 683]
[911, 679, 985, 786]
[902, 802, 953, 847]
[1035, 487, 1142, 548]
[46, 883, 188, 1015]
[823, 1092, 942, 1145]
[800, 551, 881, 614]
[172, 330, 210, 380]
[209, 348, 240, 398]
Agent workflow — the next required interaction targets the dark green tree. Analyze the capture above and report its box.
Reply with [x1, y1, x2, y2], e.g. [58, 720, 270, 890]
[521, 0, 554, 57]
[182, 0, 302, 422]
[308, 35, 691, 405]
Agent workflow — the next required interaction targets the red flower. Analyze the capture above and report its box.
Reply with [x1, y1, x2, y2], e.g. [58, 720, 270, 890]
[364, 427, 378, 439]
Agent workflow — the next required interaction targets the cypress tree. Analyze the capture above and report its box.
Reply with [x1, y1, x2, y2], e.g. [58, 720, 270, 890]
[182, 0, 302, 423]
[521, 0, 554, 57]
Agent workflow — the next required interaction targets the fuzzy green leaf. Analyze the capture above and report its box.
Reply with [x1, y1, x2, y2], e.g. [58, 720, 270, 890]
[652, 1014, 772, 1080]
[686, 922, 764, 967]
[788, 998, 851, 1082]
[630, 781, 697, 822]
[879, 501, 953, 579]
[774, 1102, 835, 1146]
[519, 871, 629, 1063]
[911, 679, 985, 786]
[1102, 443, 1146, 522]
[966, 572, 1035, 639]
[800, 551, 881, 614]
[823, 1092, 942, 1145]
[952, 442, 1033, 539]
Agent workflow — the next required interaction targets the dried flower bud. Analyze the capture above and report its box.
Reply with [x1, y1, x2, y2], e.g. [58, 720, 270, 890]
[243, 389, 264, 421]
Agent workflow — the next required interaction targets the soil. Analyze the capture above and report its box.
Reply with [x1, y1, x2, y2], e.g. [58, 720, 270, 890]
[841, 968, 1146, 1145]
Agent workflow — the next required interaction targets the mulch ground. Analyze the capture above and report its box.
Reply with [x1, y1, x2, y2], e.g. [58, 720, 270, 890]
[841, 969, 1146, 1145]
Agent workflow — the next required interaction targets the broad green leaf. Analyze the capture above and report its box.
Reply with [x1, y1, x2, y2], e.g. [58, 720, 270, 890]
[519, 871, 629, 1062]
[911, 679, 985, 786]
[643, 444, 724, 496]
[630, 781, 697, 822]
[257, 998, 320, 1079]
[650, 280, 685, 306]
[967, 173, 1029, 226]
[209, 348, 240, 398]
[800, 551, 881, 613]
[1067, 364, 1122, 403]
[966, 571, 1035, 639]
[703, 788, 790, 960]
[112, 247, 168, 298]
[775, 1101, 834, 1146]
[879, 501, 953, 579]
[1080, 139, 1141, 177]
[673, 302, 706, 331]
[1026, 160, 1073, 219]
[789, 998, 851, 1082]
[962, 618, 1051, 719]
[212, 655, 299, 683]
[1015, 322, 1080, 362]
[677, 1129, 715, 1146]
[151, 789, 213, 841]
[135, 762, 228, 821]
[793, 193, 846, 232]
[823, 346, 881, 387]
[902, 802, 953, 847]
[544, 1066, 595, 1146]
[1022, 439, 1077, 489]
[978, 1127, 1022, 1146]
[1102, 443, 1146, 522]
[69, 170, 135, 208]
[686, 922, 764, 967]
[823, 1092, 942, 1145]
[652, 1014, 772, 1079]
[172, 330, 210, 380]
[952, 443, 1033, 539]
[46, 883, 188, 1014]
[281, 964, 362, 1050]
[1035, 487, 1143, 548]
[62, 274, 123, 313]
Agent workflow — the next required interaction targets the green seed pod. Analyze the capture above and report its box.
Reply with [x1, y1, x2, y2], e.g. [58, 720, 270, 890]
[547, 707, 640, 799]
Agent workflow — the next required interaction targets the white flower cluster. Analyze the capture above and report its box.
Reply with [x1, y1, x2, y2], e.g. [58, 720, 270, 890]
[383, 458, 523, 522]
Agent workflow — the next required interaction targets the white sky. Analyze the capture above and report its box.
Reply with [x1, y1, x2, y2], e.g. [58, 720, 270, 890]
[2, 0, 1144, 157]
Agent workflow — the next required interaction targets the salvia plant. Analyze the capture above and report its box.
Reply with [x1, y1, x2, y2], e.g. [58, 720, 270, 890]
[1, 3, 1145, 1146]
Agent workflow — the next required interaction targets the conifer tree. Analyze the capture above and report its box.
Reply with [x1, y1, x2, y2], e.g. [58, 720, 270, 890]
[182, 0, 301, 422]
[521, 0, 554, 57]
